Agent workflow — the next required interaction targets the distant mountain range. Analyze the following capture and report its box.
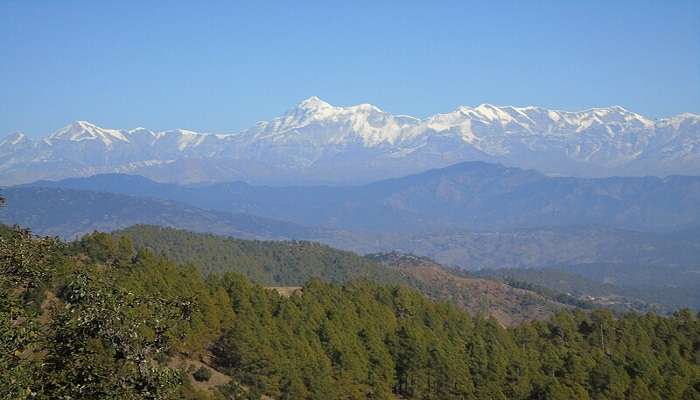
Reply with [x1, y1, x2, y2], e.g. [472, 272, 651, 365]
[3, 183, 698, 270]
[474, 265, 700, 313]
[0, 186, 320, 240]
[370, 226, 700, 270]
[24, 161, 700, 233]
[3, 161, 700, 270]
[1, 97, 699, 185]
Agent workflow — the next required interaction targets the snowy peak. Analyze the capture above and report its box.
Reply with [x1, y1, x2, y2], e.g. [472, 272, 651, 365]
[423, 104, 659, 138]
[287, 96, 338, 123]
[278, 99, 662, 140]
[243, 97, 410, 147]
[468, 104, 520, 123]
[49, 120, 129, 146]
[293, 97, 386, 117]
[573, 106, 653, 127]
[0, 132, 27, 147]
[0, 99, 697, 186]
[297, 96, 333, 111]
[661, 113, 700, 129]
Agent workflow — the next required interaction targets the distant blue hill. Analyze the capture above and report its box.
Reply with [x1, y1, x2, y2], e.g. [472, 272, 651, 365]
[23, 161, 700, 233]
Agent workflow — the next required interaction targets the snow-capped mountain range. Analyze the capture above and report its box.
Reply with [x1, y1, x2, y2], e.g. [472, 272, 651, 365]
[2, 97, 699, 185]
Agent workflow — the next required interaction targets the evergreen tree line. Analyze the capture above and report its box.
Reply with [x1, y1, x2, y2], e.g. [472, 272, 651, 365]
[1, 225, 699, 399]
[112, 225, 568, 323]
[114, 225, 414, 286]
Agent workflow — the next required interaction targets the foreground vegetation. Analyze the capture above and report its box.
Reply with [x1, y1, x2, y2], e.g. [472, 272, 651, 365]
[2, 222, 699, 399]
[115, 225, 567, 325]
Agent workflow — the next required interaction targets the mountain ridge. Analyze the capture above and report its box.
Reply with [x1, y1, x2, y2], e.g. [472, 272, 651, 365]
[0, 186, 321, 240]
[4, 172, 700, 270]
[2, 97, 698, 185]
[23, 161, 700, 233]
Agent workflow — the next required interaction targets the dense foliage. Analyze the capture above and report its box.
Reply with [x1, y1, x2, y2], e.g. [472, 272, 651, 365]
[113, 226, 567, 325]
[0, 226, 197, 399]
[113, 225, 413, 286]
[1, 222, 699, 399]
[210, 277, 700, 399]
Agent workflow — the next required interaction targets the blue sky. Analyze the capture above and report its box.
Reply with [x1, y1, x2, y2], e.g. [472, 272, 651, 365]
[1, 1, 698, 137]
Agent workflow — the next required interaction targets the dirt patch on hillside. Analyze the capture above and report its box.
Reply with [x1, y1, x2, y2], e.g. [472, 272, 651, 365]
[267, 286, 303, 297]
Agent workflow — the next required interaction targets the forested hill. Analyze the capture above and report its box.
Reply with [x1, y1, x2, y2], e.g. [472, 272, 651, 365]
[6, 184, 700, 271]
[113, 225, 566, 325]
[2, 224, 699, 399]
[113, 225, 409, 286]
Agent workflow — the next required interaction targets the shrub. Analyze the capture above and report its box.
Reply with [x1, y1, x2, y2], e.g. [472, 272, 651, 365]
[193, 366, 212, 382]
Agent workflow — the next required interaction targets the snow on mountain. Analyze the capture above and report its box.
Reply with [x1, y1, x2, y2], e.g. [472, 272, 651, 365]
[0, 132, 28, 147]
[234, 96, 421, 147]
[48, 121, 130, 146]
[0, 97, 698, 185]
[1, 132, 29, 155]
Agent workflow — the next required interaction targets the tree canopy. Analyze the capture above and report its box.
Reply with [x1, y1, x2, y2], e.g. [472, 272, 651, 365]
[1, 225, 698, 399]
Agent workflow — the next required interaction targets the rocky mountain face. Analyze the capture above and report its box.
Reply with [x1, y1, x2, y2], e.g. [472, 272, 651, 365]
[1, 97, 698, 185]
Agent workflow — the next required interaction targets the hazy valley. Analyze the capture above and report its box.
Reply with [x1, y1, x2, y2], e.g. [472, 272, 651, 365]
[3, 160, 699, 315]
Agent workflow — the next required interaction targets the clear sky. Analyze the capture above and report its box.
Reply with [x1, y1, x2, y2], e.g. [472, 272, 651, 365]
[1, 1, 698, 137]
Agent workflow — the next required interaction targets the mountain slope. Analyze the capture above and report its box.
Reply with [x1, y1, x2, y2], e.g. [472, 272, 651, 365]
[354, 226, 700, 270]
[29, 162, 700, 233]
[0, 186, 319, 240]
[112, 225, 566, 325]
[475, 265, 700, 312]
[7, 227, 699, 399]
[367, 252, 565, 325]
[7, 168, 700, 272]
[112, 225, 409, 286]
[1, 98, 698, 185]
